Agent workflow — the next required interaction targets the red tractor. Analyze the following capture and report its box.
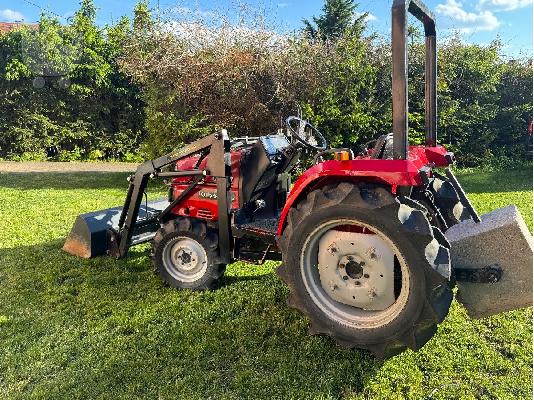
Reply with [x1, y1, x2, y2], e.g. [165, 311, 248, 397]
[64, 0, 532, 358]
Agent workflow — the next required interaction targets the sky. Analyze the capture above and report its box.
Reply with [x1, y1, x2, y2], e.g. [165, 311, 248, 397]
[1, 0, 532, 57]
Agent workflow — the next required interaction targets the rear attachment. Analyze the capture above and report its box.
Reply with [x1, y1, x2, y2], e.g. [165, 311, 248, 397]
[63, 199, 169, 259]
[446, 205, 533, 318]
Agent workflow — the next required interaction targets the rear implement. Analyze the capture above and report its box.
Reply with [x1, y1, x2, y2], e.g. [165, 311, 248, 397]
[447, 205, 533, 318]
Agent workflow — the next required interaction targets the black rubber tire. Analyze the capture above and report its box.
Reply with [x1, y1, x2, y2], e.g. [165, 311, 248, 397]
[429, 175, 472, 228]
[151, 217, 226, 290]
[277, 182, 453, 359]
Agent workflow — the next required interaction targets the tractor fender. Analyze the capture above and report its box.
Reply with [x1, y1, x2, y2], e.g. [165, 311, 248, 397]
[277, 158, 426, 236]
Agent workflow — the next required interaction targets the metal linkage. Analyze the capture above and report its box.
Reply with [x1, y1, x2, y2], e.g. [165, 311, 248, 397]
[454, 265, 502, 283]
[109, 131, 232, 262]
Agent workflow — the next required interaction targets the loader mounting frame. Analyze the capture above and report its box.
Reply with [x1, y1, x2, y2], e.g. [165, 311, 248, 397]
[107, 131, 233, 263]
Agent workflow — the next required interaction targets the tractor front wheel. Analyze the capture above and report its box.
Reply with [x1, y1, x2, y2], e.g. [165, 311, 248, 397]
[277, 182, 453, 358]
[152, 217, 225, 290]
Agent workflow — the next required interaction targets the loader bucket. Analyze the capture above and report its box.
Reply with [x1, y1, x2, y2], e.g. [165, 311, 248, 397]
[445, 205, 533, 318]
[63, 199, 170, 258]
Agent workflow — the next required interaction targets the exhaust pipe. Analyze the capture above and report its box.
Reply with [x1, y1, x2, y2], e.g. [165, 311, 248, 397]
[446, 205, 533, 318]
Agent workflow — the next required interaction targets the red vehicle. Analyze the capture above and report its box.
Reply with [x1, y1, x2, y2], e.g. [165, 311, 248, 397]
[64, 0, 531, 358]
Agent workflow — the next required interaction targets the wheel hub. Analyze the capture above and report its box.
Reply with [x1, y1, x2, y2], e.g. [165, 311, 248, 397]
[341, 257, 364, 280]
[318, 230, 396, 310]
[174, 248, 195, 269]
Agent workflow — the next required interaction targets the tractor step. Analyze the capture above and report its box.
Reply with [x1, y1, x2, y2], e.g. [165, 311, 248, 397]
[233, 217, 279, 244]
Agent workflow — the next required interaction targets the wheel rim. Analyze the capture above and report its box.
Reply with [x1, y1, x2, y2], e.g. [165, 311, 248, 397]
[162, 236, 208, 283]
[300, 219, 410, 329]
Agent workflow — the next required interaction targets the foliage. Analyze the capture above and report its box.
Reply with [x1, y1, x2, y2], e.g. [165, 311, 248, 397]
[120, 5, 335, 156]
[301, 36, 391, 149]
[303, 0, 367, 41]
[0, 0, 531, 165]
[433, 38, 531, 165]
[0, 0, 145, 161]
[0, 168, 531, 398]
[119, 0, 531, 164]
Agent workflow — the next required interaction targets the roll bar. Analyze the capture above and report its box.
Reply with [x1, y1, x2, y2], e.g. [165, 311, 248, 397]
[392, 0, 437, 160]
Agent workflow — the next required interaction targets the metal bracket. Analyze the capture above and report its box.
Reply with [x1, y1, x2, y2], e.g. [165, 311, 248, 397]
[454, 265, 502, 283]
[111, 131, 232, 260]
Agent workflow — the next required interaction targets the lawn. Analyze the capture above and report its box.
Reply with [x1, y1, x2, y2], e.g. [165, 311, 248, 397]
[0, 168, 532, 399]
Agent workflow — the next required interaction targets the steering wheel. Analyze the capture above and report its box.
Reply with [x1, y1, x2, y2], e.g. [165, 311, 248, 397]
[286, 116, 327, 151]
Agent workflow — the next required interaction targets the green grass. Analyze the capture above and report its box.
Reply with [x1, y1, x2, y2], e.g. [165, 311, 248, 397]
[0, 169, 532, 399]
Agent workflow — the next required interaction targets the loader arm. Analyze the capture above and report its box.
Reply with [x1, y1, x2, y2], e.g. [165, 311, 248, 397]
[107, 131, 232, 261]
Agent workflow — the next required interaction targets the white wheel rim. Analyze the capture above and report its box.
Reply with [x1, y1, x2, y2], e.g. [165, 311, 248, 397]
[162, 236, 208, 283]
[300, 219, 411, 329]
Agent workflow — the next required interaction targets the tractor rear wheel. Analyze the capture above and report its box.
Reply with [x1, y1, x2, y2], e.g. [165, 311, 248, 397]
[277, 182, 453, 358]
[430, 175, 472, 228]
[151, 217, 225, 290]
[412, 174, 472, 231]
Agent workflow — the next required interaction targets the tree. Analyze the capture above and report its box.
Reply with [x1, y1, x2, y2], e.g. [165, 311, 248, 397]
[0, 0, 530, 166]
[78, 0, 97, 22]
[133, 0, 153, 32]
[0, 0, 146, 161]
[301, 34, 385, 149]
[303, 0, 367, 41]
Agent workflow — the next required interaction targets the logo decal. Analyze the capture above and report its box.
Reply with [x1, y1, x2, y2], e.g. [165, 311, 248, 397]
[198, 190, 236, 201]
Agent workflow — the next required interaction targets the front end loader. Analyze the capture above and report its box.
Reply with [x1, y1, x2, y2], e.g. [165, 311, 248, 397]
[63, 0, 532, 358]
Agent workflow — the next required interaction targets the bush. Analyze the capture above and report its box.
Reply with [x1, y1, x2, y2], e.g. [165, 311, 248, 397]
[0, 2, 146, 161]
[0, 0, 531, 166]
[120, 4, 532, 165]
[119, 5, 337, 156]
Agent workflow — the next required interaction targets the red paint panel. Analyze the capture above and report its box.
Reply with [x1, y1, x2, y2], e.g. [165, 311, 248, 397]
[166, 143, 452, 231]
[169, 149, 243, 221]
[276, 145, 452, 235]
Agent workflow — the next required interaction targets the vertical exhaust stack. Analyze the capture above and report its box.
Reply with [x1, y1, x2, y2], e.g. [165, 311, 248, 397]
[392, 0, 437, 159]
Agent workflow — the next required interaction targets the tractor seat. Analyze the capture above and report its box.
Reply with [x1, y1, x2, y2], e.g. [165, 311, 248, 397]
[239, 135, 290, 206]
[370, 133, 394, 159]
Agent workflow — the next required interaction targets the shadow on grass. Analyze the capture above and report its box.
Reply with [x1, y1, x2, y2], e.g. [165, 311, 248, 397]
[0, 240, 383, 399]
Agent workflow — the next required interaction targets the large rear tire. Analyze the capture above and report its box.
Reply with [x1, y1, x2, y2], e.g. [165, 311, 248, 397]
[277, 182, 453, 358]
[412, 174, 472, 231]
[151, 217, 226, 290]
